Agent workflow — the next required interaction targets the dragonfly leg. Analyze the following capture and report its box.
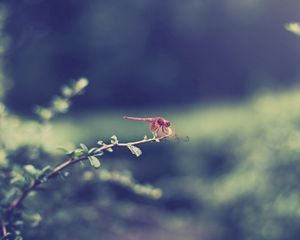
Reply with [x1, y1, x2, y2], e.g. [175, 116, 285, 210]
[162, 126, 172, 136]
[150, 122, 160, 132]
[162, 127, 168, 134]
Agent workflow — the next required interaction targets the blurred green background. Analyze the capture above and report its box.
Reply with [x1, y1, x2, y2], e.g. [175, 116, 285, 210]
[2, 0, 300, 239]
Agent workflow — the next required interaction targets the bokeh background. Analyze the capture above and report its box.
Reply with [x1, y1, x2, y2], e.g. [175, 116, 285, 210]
[2, 0, 300, 239]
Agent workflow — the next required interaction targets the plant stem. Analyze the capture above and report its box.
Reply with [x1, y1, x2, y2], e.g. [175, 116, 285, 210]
[7, 135, 167, 213]
[1, 220, 8, 239]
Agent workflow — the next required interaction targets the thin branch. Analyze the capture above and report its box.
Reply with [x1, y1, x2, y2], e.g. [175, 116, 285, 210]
[1, 220, 8, 239]
[7, 135, 167, 213]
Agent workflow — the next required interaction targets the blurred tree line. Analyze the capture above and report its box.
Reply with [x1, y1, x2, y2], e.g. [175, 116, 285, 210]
[2, 0, 300, 112]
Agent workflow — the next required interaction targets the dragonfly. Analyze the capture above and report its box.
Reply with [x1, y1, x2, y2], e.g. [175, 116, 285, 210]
[123, 116, 174, 137]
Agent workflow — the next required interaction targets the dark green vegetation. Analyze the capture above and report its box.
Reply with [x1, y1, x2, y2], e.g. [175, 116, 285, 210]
[4, 0, 300, 112]
[49, 88, 300, 240]
[1, 1, 300, 239]
[2, 86, 300, 239]
[0, 79, 167, 239]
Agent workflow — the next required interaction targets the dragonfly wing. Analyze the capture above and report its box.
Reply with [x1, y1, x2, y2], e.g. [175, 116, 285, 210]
[153, 126, 172, 137]
[149, 122, 160, 133]
[162, 126, 172, 135]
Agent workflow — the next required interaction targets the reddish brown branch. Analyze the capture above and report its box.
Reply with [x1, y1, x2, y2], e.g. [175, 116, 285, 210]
[1, 220, 8, 239]
[7, 135, 167, 213]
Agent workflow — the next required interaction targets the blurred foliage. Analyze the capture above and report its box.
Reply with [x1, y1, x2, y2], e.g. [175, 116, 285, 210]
[0, 78, 166, 240]
[285, 22, 300, 37]
[1, 1, 300, 240]
[3, 0, 300, 111]
[48, 87, 300, 240]
[0, 4, 8, 99]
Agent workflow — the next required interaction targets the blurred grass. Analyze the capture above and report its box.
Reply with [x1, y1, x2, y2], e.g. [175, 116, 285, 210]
[50, 86, 300, 239]
[50, 85, 300, 145]
[13, 85, 300, 152]
[10, 86, 300, 239]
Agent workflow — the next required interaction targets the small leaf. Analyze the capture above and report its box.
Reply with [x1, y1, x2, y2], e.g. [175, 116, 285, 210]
[88, 147, 98, 154]
[22, 212, 42, 227]
[10, 174, 26, 186]
[110, 135, 119, 144]
[61, 86, 73, 97]
[285, 22, 300, 36]
[73, 148, 85, 158]
[24, 165, 39, 176]
[94, 152, 104, 157]
[91, 148, 104, 156]
[88, 156, 101, 169]
[41, 165, 52, 173]
[35, 107, 53, 121]
[80, 143, 89, 153]
[106, 148, 113, 152]
[97, 140, 104, 146]
[14, 221, 24, 226]
[127, 145, 142, 157]
[2, 188, 19, 205]
[74, 78, 89, 93]
[144, 135, 148, 140]
[37, 165, 52, 180]
[57, 147, 74, 156]
[52, 97, 69, 113]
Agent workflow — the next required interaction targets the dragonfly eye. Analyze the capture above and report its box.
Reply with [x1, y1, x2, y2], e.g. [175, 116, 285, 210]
[157, 118, 164, 125]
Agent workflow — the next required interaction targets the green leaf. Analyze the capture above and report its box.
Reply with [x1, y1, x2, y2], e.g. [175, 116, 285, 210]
[88, 156, 101, 169]
[94, 152, 104, 157]
[80, 143, 89, 154]
[61, 86, 73, 97]
[285, 22, 300, 37]
[57, 147, 74, 155]
[10, 174, 26, 186]
[89, 148, 104, 157]
[74, 78, 89, 93]
[52, 97, 69, 113]
[24, 165, 39, 176]
[106, 147, 113, 152]
[110, 135, 119, 144]
[73, 148, 85, 158]
[22, 212, 42, 227]
[97, 140, 104, 146]
[34, 106, 53, 121]
[2, 188, 19, 205]
[88, 147, 100, 155]
[14, 221, 24, 226]
[41, 165, 51, 173]
[127, 145, 142, 157]
[37, 165, 52, 180]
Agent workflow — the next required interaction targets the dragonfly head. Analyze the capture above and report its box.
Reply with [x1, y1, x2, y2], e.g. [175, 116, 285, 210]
[164, 121, 171, 127]
[157, 117, 171, 127]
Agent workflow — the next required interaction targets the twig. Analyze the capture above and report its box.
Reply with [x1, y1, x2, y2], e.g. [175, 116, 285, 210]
[1, 220, 8, 239]
[7, 135, 167, 213]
